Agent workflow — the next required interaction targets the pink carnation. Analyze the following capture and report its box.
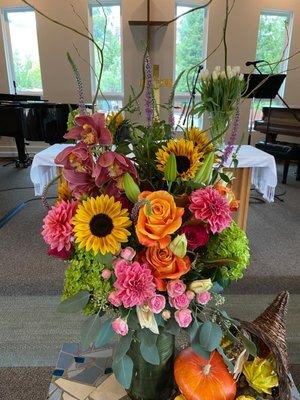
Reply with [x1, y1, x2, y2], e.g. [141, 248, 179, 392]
[149, 295, 166, 314]
[174, 309, 192, 328]
[42, 200, 77, 252]
[112, 317, 128, 336]
[113, 260, 156, 308]
[197, 291, 212, 305]
[189, 187, 232, 234]
[167, 280, 186, 298]
[181, 225, 210, 250]
[169, 293, 190, 310]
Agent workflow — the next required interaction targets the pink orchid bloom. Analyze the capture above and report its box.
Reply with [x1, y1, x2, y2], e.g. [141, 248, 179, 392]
[64, 113, 112, 146]
[93, 151, 137, 188]
[55, 143, 98, 198]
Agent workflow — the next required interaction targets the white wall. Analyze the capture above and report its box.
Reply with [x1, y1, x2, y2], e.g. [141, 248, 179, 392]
[0, 0, 300, 156]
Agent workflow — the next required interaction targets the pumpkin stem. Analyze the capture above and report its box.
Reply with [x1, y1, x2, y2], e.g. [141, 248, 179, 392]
[202, 364, 212, 376]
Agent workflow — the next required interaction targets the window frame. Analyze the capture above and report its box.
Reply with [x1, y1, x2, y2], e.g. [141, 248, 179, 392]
[173, 2, 208, 128]
[1, 6, 43, 96]
[88, 0, 124, 110]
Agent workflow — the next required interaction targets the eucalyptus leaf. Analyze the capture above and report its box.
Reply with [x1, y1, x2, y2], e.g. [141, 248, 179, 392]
[95, 318, 115, 348]
[188, 319, 201, 342]
[112, 354, 133, 389]
[212, 281, 224, 293]
[57, 291, 90, 313]
[114, 330, 134, 362]
[191, 341, 211, 360]
[199, 321, 223, 352]
[81, 314, 102, 350]
[241, 334, 257, 357]
[154, 313, 165, 327]
[217, 346, 234, 373]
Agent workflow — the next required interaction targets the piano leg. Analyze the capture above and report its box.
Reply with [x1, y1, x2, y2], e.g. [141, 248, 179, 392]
[14, 135, 27, 164]
[282, 160, 290, 184]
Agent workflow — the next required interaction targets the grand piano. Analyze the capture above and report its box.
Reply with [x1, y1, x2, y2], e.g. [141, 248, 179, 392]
[254, 106, 300, 183]
[0, 93, 77, 167]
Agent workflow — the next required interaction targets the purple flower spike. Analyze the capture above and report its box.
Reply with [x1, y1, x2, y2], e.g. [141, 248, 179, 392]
[222, 103, 240, 163]
[144, 52, 154, 127]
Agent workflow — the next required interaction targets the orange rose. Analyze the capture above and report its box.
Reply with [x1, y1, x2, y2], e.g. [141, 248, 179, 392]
[136, 191, 184, 248]
[146, 245, 191, 281]
[214, 183, 239, 212]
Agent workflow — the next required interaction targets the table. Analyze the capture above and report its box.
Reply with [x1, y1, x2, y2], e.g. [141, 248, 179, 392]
[30, 144, 277, 230]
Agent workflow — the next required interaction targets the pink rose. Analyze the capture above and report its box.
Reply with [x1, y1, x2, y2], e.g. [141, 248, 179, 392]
[169, 293, 190, 310]
[181, 225, 210, 250]
[196, 291, 212, 305]
[108, 291, 122, 307]
[101, 269, 112, 280]
[167, 280, 186, 298]
[120, 247, 136, 261]
[174, 309, 193, 328]
[162, 310, 171, 321]
[148, 295, 166, 314]
[112, 317, 129, 336]
[47, 247, 72, 259]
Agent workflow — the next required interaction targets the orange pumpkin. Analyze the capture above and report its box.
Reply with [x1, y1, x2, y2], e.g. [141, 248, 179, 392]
[174, 348, 237, 400]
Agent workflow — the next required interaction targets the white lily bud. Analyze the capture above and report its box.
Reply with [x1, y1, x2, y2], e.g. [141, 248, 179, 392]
[239, 73, 244, 81]
[214, 66, 221, 72]
[232, 66, 241, 75]
[212, 71, 219, 80]
[200, 69, 210, 80]
[220, 71, 227, 79]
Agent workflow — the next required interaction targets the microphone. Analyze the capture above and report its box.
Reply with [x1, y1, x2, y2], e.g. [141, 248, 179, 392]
[245, 60, 265, 67]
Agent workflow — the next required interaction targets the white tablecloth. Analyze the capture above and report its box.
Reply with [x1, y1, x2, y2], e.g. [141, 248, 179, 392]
[30, 144, 277, 202]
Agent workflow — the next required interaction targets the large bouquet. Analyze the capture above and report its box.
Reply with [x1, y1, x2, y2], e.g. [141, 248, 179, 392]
[40, 61, 265, 400]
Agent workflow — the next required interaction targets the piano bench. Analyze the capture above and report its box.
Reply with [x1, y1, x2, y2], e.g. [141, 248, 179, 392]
[255, 141, 300, 184]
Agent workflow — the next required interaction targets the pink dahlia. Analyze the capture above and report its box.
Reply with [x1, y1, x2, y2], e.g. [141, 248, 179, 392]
[189, 187, 232, 234]
[42, 200, 77, 252]
[113, 259, 156, 308]
[181, 225, 210, 250]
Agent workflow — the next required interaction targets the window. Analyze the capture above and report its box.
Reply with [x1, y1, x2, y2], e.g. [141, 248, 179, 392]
[250, 10, 293, 124]
[89, 1, 123, 111]
[2, 8, 43, 94]
[174, 4, 207, 127]
[256, 10, 293, 75]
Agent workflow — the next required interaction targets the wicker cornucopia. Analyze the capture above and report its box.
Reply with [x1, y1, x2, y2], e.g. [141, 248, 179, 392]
[241, 291, 292, 400]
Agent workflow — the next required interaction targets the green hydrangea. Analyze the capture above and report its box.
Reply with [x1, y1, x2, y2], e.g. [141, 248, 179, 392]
[206, 221, 250, 281]
[62, 248, 113, 315]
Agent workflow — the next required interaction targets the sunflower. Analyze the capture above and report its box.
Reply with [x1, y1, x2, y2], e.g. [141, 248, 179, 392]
[156, 138, 204, 181]
[72, 195, 131, 255]
[186, 127, 214, 154]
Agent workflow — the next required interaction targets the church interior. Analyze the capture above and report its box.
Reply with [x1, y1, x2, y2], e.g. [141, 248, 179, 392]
[0, 0, 299, 399]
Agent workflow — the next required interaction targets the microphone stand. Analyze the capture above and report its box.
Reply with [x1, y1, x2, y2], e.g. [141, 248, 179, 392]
[183, 64, 203, 127]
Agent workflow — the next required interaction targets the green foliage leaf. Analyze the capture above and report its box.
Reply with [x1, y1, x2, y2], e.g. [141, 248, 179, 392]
[114, 331, 134, 362]
[212, 282, 224, 293]
[219, 172, 231, 184]
[199, 321, 223, 351]
[140, 340, 160, 365]
[112, 354, 133, 389]
[188, 319, 201, 342]
[81, 314, 102, 350]
[191, 341, 211, 360]
[154, 313, 166, 327]
[241, 333, 257, 357]
[95, 318, 115, 348]
[217, 346, 234, 373]
[57, 291, 90, 313]
[95, 253, 113, 265]
[137, 328, 158, 347]
[165, 318, 180, 336]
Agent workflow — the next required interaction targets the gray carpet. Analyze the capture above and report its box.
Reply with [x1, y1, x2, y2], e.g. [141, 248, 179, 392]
[0, 159, 299, 399]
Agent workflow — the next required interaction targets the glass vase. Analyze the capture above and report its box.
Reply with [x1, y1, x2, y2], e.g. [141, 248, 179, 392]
[127, 332, 175, 400]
